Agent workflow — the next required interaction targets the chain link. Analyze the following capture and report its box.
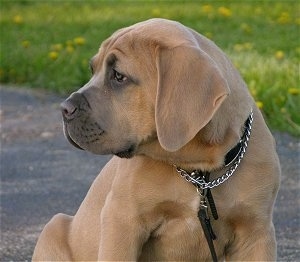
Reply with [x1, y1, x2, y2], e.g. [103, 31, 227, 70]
[176, 110, 253, 190]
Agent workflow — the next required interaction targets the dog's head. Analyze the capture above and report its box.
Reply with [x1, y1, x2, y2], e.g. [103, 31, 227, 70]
[61, 18, 231, 158]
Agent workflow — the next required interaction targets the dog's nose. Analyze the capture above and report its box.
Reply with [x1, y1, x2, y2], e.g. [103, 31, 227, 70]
[61, 92, 86, 120]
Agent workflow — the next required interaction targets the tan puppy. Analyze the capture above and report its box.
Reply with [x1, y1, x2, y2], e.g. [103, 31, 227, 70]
[33, 18, 280, 261]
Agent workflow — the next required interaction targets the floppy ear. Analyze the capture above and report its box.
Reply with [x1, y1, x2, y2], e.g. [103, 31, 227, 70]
[155, 45, 230, 152]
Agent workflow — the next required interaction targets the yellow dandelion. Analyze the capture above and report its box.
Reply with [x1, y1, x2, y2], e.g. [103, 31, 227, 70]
[13, 15, 23, 24]
[295, 18, 300, 25]
[275, 50, 284, 60]
[288, 88, 300, 95]
[218, 7, 232, 17]
[66, 45, 75, 53]
[21, 40, 30, 48]
[202, 4, 213, 14]
[49, 51, 59, 60]
[277, 12, 291, 24]
[256, 101, 263, 109]
[152, 8, 161, 17]
[73, 37, 86, 46]
[51, 44, 63, 52]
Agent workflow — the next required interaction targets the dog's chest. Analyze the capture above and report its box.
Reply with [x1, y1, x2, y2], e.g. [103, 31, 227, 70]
[138, 212, 222, 260]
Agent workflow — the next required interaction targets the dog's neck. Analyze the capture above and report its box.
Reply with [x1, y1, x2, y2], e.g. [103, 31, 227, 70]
[137, 111, 253, 172]
[137, 128, 238, 172]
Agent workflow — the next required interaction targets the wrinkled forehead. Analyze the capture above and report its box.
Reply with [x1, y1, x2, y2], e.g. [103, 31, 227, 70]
[91, 19, 196, 67]
[114, 19, 196, 48]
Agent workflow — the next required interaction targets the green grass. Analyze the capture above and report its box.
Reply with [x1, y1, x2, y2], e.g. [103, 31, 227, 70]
[0, 0, 299, 136]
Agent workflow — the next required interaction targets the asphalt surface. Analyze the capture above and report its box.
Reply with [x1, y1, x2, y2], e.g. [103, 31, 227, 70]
[0, 85, 299, 261]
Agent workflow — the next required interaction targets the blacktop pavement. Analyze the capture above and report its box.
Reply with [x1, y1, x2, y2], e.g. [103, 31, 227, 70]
[0, 85, 299, 261]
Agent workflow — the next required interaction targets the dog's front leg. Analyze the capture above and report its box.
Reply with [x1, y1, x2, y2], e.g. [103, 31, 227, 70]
[226, 223, 277, 260]
[98, 192, 148, 261]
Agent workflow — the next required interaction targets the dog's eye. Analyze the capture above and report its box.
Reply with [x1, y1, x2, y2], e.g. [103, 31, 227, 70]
[113, 69, 127, 83]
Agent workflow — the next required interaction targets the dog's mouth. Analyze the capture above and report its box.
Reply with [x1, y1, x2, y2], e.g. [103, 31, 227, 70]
[63, 120, 105, 150]
[63, 123, 84, 150]
[64, 125, 84, 150]
[63, 121, 137, 158]
[114, 145, 136, 159]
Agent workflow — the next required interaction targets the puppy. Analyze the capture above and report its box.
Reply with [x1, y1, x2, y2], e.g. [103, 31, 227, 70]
[33, 18, 280, 261]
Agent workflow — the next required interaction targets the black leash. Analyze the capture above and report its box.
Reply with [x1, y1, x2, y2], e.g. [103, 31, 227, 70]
[197, 172, 218, 262]
[175, 111, 253, 262]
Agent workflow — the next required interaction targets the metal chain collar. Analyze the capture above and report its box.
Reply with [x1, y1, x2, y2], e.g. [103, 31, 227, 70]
[175, 110, 253, 190]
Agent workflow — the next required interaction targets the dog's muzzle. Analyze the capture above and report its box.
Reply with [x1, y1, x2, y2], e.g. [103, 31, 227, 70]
[61, 92, 89, 121]
[60, 92, 104, 150]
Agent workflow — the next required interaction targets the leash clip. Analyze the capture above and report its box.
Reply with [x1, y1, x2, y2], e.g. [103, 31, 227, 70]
[197, 187, 209, 218]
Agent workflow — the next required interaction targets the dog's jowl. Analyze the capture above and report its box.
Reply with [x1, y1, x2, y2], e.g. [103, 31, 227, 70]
[33, 19, 280, 261]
